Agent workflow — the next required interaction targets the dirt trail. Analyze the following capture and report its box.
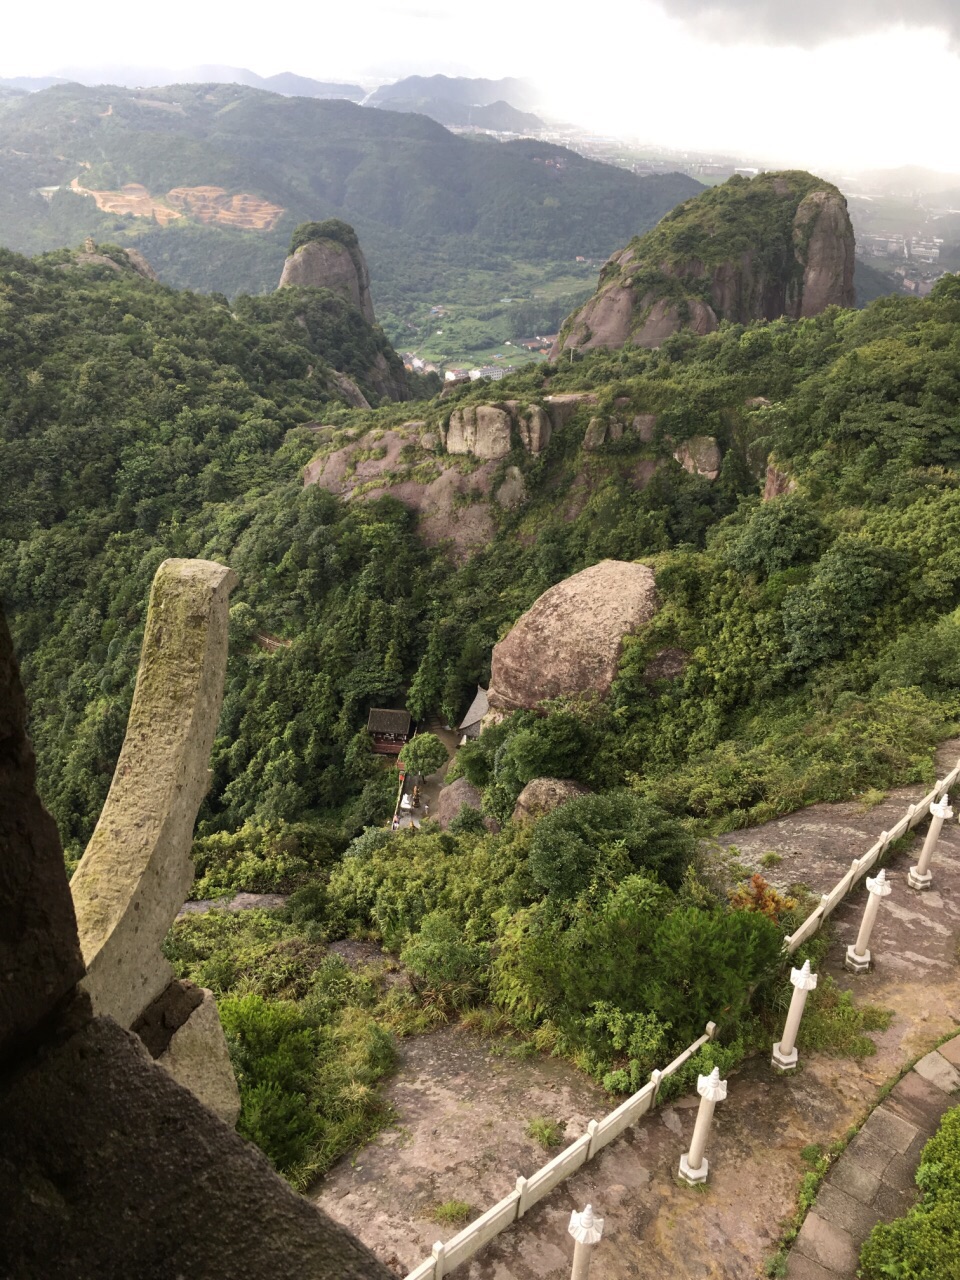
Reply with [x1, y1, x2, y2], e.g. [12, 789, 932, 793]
[314, 742, 960, 1279]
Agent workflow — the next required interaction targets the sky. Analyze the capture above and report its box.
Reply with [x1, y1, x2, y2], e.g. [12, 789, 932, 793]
[4, 0, 960, 172]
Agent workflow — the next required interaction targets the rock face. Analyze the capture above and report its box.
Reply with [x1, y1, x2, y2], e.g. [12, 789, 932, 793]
[673, 435, 722, 480]
[553, 171, 856, 356]
[444, 401, 552, 460]
[512, 778, 591, 824]
[279, 237, 376, 324]
[763, 461, 797, 500]
[436, 777, 483, 830]
[489, 560, 660, 711]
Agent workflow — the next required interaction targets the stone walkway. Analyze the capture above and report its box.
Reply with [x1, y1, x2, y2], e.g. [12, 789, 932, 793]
[787, 1038, 960, 1279]
[315, 744, 960, 1279]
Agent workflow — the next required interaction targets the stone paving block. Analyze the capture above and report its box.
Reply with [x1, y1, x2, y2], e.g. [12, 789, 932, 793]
[815, 1182, 882, 1239]
[827, 1158, 881, 1205]
[843, 1130, 897, 1179]
[794, 1212, 859, 1274]
[883, 1070, 956, 1130]
[914, 1050, 960, 1094]
[882, 1151, 923, 1195]
[873, 1181, 918, 1222]
[936, 1035, 960, 1068]
[861, 1106, 918, 1155]
[786, 1251, 842, 1280]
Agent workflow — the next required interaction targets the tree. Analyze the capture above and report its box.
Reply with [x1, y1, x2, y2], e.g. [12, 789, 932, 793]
[398, 732, 449, 779]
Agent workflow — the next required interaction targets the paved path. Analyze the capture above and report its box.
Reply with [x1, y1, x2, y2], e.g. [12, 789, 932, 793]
[316, 743, 960, 1279]
[787, 1038, 960, 1279]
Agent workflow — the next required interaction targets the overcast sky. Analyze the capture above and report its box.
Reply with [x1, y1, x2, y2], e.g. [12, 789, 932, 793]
[5, 1, 960, 172]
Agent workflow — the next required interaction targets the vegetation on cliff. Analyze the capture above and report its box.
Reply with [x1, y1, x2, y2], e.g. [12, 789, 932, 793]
[5, 236, 960, 1182]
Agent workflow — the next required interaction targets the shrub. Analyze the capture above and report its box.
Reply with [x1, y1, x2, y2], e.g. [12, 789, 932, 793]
[527, 790, 695, 900]
[400, 911, 489, 1013]
[727, 495, 829, 579]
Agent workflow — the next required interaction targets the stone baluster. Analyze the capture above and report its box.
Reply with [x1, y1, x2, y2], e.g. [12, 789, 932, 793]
[909, 795, 953, 891]
[845, 868, 892, 973]
[772, 960, 818, 1072]
[568, 1204, 604, 1280]
[678, 1067, 727, 1184]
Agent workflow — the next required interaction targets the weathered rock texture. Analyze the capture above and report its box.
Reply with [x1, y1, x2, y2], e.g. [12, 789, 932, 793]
[673, 435, 722, 480]
[512, 777, 591, 823]
[436, 777, 484, 830]
[279, 237, 376, 324]
[553, 171, 855, 356]
[133, 981, 241, 1125]
[489, 560, 660, 711]
[444, 401, 552, 460]
[70, 559, 237, 1029]
[0, 610, 84, 1065]
[0, 592, 393, 1280]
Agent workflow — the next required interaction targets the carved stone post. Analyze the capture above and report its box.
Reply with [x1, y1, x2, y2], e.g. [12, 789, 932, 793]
[909, 795, 953, 890]
[845, 868, 892, 974]
[678, 1067, 727, 1185]
[772, 960, 818, 1072]
[568, 1204, 604, 1280]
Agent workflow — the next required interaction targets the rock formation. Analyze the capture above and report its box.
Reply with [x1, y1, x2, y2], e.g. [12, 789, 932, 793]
[279, 221, 376, 324]
[673, 435, 722, 480]
[0, 578, 392, 1280]
[443, 400, 552, 460]
[436, 777, 484, 830]
[553, 171, 856, 356]
[512, 777, 591, 823]
[488, 560, 660, 711]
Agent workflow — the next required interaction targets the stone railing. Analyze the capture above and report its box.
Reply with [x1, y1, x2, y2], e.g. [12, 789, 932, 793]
[68, 557, 241, 1123]
[783, 761, 960, 953]
[404, 1022, 717, 1280]
[403, 758, 960, 1279]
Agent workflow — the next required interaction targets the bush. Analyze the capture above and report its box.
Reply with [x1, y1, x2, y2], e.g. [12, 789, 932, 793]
[860, 1104, 960, 1279]
[400, 910, 489, 1013]
[527, 790, 695, 899]
[727, 496, 829, 579]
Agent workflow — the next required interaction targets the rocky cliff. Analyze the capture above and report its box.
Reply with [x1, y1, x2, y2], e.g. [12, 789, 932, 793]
[553, 171, 855, 356]
[279, 220, 376, 324]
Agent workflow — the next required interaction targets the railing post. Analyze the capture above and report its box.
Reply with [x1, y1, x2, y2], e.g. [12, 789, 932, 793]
[678, 1067, 727, 1185]
[772, 960, 818, 1071]
[568, 1204, 604, 1279]
[845, 868, 891, 973]
[909, 795, 953, 891]
[516, 1175, 529, 1217]
[432, 1240, 445, 1280]
[649, 1067, 662, 1107]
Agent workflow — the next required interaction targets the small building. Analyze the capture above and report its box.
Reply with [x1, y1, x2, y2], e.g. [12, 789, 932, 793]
[367, 708, 412, 755]
[458, 686, 489, 744]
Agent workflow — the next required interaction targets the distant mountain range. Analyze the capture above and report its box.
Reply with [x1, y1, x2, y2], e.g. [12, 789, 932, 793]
[0, 81, 700, 326]
[0, 68, 366, 99]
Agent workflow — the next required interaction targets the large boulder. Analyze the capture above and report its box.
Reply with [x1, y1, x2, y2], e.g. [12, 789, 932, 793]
[435, 777, 484, 830]
[279, 235, 376, 324]
[512, 778, 591, 824]
[673, 435, 722, 480]
[489, 560, 660, 711]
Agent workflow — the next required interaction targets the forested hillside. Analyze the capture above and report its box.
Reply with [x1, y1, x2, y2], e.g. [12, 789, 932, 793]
[5, 241, 960, 1185]
[0, 81, 701, 353]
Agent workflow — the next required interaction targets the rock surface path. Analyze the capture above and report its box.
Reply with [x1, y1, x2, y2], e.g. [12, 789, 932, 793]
[313, 741, 960, 1278]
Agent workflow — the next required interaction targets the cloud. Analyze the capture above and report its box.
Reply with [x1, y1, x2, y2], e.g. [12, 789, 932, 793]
[655, 0, 960, 48]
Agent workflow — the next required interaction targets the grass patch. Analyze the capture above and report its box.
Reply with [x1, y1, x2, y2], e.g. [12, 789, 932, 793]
[526, 1116, 566, 1149]
[429, 1200, 473, 1226]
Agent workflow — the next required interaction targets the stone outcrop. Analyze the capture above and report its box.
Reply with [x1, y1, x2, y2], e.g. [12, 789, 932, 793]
[763, 461, 797, 500]
[445, 404, 513, 458]
[70, 559, 237, 1029]
[543, 392, 599, 430]
[0, 586, 392, 1280]
[673, 435, 722, 480]
[436, 777, 483, 830]
[552, 172, 856, 357]
[512, 777, 591, 823]
[488, 560, 660, 711]
[642, 647, 690, 683]
[444, 401, 552, 460]
[279, 236, 376, 324]
[330, 370, 372, 410]
[495, 465, 527, 509]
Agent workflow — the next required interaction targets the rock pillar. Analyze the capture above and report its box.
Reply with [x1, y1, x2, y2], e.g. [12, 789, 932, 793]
[678, 1067, 727, 1185]
[568, 1204, 604, 1280]
[909, 795, 953, 891]
[845, 868, 892, 974]
[772, 960, 818, 1072]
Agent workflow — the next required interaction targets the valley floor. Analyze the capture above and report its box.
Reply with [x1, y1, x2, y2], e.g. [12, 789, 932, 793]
[314, 741, 960, 1279]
